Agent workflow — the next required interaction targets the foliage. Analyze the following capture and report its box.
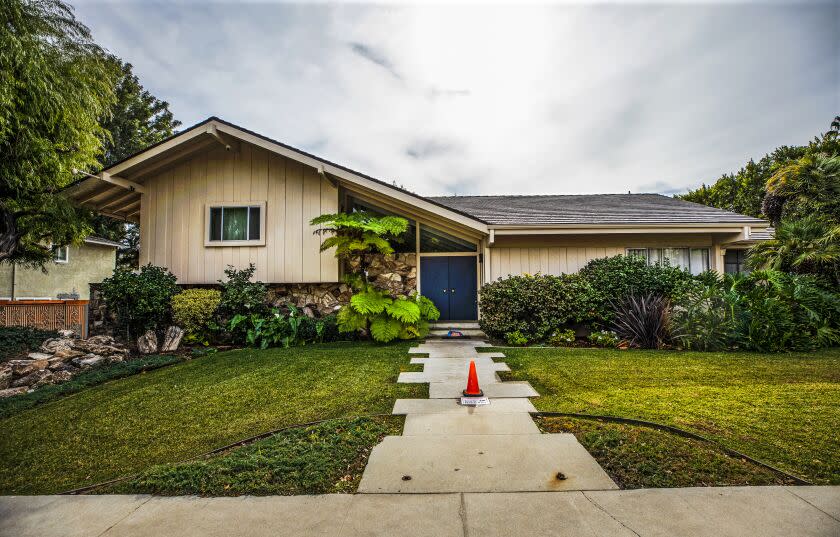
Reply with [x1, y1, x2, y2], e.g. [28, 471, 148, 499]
[479, 273, 595, 342]
[218, 264, 268, 319]
[611, 293, 671, 349]
[100, 264, 180, 340]
[0, 0, 119, 266]
[336, 282, 439, 343]
[747, 215, 840, 285]
[671, 282, 739, 351]
[579, 255, 694, 325]
[230, 307, 348, 349]
[310, 212, 408, 281]
[171, 289, 221, 343]
[505, 330, 529, 346]
[548, 329, 576, 347]
[109, 417, 403, 496]
[672, 270, 840, 352]
[0, 354, 182, 419]
[763, 154, 840, 225]
[0, 342, 424, 494]
[0, 327, 58, 361]
[587, 330, 620, 348]
[499, 346, 840, 484]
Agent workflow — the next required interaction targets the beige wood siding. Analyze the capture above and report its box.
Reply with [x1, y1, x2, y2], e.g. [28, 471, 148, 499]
[488, 233, 716, 280]
[139, 143, 339, 284]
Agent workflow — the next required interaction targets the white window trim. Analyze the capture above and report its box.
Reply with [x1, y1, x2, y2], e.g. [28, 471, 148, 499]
[54, 245, 69, 264]
[625, 247, 710, 274]
[205, 201, 266, 247]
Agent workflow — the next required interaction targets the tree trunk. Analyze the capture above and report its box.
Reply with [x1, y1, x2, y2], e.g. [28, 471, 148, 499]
[0, 204, 22, 263]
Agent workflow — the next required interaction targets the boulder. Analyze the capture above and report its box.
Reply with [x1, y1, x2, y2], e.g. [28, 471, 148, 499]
[40, 337, 74, 354]
[47, 356, 71, 370]
[27, 352, 52, 360]
[32, 371, 55, 388]
[51, 370, 73, 384]
[57, 329, 77, 338]
[137, 330, 158, 354]
[8, 359, 48, 376]
[86, 335, 116, 346]
[0, 387, 27, 398]
[52, 348, 85, 360]
[12, 369, 51, 388]
[73, 354, 107, 369]
[160, 326, 184, 352]
[0, 368, 11, 390]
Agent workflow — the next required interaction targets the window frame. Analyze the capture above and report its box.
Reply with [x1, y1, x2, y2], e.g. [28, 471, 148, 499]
[625, 246, 711, 275]
[205, 201, 266, 247]
[53, 245, 69, 264]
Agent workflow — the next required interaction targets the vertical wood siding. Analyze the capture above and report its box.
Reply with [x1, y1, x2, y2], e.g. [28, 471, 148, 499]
[139, 144, 339, 284]
[490, 246, 624, 280]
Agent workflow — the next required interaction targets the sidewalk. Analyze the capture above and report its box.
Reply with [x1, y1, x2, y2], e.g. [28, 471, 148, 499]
[2, 486, 838, 536]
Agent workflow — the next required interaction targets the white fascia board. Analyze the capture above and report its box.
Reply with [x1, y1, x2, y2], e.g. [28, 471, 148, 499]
[491, 225, 750, 235]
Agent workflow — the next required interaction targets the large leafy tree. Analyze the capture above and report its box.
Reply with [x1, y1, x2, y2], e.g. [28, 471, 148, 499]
[93, 59, 181, 267]
[748, 215, 840, 285]
[0, 0, 118, 266]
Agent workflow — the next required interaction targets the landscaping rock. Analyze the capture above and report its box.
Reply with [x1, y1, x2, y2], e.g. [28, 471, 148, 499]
[27, 352, 52, 360]
[32, 371, 55, 388]
[160, 326, 184, 352]
[51, 370, 73, 384]
[12, 369, 51, 388]
[0, 368, 11, 390]
[52, 348, 85, 360]
[40, 337, 74, 354]
[57, 329, 77, 338]
[8, 359, 48, 376]
[0, 387, 27, 398]
[73, 354, 107, 369]
[137, 331, 158, 354]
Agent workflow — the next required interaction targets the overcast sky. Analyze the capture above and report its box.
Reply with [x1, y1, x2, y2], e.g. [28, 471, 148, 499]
[75, 1, 838, 197]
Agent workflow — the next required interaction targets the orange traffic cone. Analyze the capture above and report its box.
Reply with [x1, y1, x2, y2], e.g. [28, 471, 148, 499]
[463, 360, 484, 397]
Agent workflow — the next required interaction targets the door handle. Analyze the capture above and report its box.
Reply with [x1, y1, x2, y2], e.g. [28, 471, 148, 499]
[443, 289, 448, 293]
[451, 288, 456, 293]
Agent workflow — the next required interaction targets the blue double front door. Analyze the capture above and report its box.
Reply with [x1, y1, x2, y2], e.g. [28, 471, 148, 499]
[420, 256, 478, 321]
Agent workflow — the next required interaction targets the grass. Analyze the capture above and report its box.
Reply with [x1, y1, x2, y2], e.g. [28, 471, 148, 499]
[0, 354, 184, 419]
[537, 416, 793, 489]
[0, 341, 424, 494]
[101, 416, 403, 496]
[499, 346, 840, 485]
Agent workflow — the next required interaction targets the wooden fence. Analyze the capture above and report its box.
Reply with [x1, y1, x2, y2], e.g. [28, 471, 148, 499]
[0, 300, 89, 337]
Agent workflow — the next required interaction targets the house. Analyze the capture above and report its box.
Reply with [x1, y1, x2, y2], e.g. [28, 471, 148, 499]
[0, 237, 119, 301]
[65, 117, 769, 322]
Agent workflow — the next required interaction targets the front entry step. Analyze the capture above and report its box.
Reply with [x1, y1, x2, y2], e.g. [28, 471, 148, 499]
[357, 434, 618, 493]
[427, 322, 485, 339]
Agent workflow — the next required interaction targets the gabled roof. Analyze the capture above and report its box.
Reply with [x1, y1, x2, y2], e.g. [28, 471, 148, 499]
[430, 194, 767, 227]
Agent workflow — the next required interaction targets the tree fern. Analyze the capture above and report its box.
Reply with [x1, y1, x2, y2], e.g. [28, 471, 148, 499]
[350, 289, 391, 315]
[385, 297, 421, 323]
[370, 315, 403, 342]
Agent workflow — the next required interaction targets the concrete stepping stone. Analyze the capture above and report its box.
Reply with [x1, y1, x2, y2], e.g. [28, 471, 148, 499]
[403, 413, 540, 435]
[357, 434, 618, 493]
[393, 398, 537, 415]
[428, 381, 539, 399]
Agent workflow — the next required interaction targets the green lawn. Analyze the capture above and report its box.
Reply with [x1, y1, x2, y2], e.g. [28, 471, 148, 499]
[499, 347, 840, 484]
[0, 342, 423, 494]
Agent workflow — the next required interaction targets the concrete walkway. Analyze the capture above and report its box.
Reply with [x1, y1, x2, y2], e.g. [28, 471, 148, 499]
[358, 339, 617, 493]
[3, 487, 839, 536]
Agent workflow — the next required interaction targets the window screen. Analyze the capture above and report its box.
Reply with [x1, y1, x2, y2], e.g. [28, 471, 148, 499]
[208, 206, 261, 241]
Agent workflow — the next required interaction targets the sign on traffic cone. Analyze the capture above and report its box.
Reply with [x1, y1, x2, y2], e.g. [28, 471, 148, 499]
[462, 360, 483, 397]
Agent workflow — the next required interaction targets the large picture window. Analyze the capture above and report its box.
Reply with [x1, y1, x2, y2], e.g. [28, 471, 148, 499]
[626, 247, 710, 275]
[206, 202, 265, 246]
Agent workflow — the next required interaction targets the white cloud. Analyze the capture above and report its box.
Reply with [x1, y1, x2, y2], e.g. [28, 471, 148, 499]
[75, 1, 838, 196]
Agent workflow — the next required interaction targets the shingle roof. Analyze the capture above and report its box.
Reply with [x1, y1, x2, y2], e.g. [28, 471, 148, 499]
[84, 236, 121, 248]
[428, 194, 766, 226]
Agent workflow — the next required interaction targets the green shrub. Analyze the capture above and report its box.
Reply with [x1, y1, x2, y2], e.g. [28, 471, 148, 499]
[101, 264, 180, 340]
[671, 283, 739, 351]
[218, 264, 268, 318]
[548, 328, 576, 347]
[0, 327, 58, 361]
[505, 330, 529, 346]
[336, 283, 440, 343]
[171, 289, 221, 343]
[479, 273, 595, 342]
[579, 255, 694, 325]
[587, 330, 620, 348]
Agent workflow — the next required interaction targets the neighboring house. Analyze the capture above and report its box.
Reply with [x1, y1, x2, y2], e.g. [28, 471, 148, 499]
[0, 237, 119, 301]
[65, 117, 770, 321]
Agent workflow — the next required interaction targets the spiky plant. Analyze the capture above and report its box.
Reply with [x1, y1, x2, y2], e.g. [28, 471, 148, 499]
[611, 293, 671, 349]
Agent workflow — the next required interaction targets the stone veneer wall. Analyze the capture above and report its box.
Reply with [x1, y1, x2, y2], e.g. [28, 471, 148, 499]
[270, 253, 418, 317]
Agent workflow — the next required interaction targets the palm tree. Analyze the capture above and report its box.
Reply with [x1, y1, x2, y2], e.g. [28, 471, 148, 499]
[748, 215, 840, 284]
[763, 154, 840, 224]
